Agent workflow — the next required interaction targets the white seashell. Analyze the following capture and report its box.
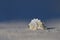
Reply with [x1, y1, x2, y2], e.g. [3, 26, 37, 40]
[28, 18, 45, 30]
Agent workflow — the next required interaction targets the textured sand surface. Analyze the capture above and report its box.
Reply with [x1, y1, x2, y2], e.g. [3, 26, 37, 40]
[0, 20, 60, 40]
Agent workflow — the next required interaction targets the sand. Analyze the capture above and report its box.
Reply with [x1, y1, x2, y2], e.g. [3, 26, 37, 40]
[0, 20, 60, 40]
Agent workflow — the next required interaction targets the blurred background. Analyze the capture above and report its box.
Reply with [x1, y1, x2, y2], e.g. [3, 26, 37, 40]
[0, 0, 60, 22]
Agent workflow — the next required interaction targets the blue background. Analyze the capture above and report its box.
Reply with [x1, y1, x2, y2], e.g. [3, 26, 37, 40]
[0, 0, 60, 22]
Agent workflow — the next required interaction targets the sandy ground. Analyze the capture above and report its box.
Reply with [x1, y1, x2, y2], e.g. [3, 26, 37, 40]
[0, 20, 60, 40]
